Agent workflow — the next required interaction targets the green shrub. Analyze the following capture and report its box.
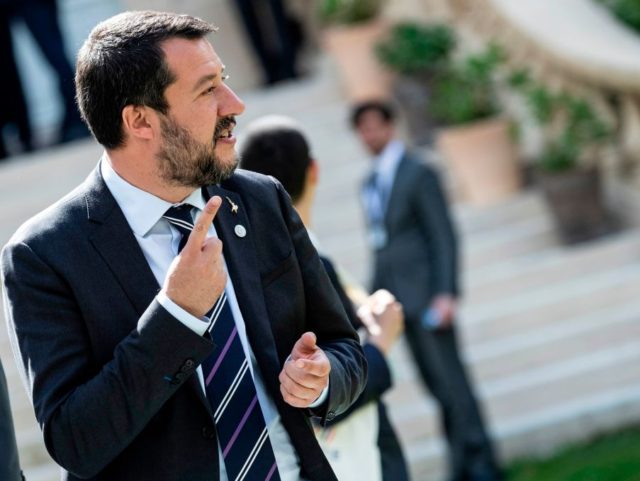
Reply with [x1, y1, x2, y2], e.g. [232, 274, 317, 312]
[508, 69, 611, 172]
[319, 0, 384, 25]
[599, 0, 640, 33]
[375, 22, 455, 75]
[430, 44, 503, 126]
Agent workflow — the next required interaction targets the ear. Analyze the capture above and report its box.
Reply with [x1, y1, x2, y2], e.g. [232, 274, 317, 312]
[307, 159, 320, 186]
[121, 105, 156, 142]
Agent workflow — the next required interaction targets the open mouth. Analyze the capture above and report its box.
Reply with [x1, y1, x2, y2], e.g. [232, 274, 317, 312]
[214, 117, 236, 141]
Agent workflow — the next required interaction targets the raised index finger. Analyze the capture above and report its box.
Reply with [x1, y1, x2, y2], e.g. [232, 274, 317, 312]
[184, 196, 222, 251]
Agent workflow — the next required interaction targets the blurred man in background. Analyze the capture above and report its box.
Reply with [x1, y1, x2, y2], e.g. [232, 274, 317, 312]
[351, 100, 502, 481]
[232, 0, 302, 86]
[0, 4, 32, 159]
[240, 115, 411, 481]
[6, 0, 88, 144]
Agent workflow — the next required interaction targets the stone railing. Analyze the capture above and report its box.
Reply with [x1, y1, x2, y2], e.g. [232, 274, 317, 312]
[442, 0, 640, 224]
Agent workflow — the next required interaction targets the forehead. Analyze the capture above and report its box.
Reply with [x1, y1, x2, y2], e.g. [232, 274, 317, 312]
[359, 110, 389, 128]
[161, 37, 222, 89]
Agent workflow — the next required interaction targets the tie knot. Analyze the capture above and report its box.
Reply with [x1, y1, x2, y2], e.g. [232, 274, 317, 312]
[163, 204, 195, 234]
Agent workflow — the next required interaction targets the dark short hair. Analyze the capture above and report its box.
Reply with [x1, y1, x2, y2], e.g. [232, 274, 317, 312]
[75, 11, 215, 149]
[239, 116, 311, 203]
[350, 100, 395, 129]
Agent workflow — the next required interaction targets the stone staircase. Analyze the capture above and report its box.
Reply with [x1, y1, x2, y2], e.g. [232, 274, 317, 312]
[1, 55, 639, 481]
[387, 194, 640, 480]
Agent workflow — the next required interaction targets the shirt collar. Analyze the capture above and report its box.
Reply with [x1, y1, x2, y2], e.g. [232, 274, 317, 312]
[373, 139, 405, 179]
[100, 156, 205, 237]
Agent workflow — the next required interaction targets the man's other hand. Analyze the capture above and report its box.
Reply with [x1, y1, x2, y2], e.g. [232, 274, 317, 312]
[279, 332, 330, 408]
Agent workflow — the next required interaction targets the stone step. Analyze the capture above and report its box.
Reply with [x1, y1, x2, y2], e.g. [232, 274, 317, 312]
[21, 462, 60, 481]
[388, 336, 640, 448]
[465, 229, 640, 303]
[467, 299, 640, 380]
[15, 423, 53, 471]
[404, 383, 640, 480]
[462, 214, 557, 271]
[454, 190, 551, 236]
[462, 259, 640, 326]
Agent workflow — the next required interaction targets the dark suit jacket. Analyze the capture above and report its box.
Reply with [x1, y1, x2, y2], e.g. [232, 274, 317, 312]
[364, 152, 459, 321]
[0, 360, 23, 481]
[1, 166, 366, 481]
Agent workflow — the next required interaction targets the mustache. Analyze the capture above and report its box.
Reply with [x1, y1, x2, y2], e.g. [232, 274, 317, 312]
[214, 116, 237, 140]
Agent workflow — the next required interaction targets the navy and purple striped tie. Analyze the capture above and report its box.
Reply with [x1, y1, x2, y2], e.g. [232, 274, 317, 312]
[164, 204, 281, 481]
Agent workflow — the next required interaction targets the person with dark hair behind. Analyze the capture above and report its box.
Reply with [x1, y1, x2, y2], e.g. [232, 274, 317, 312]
[232, 0, 301, 86]
[2, 12, 366, 481]
[0, 3, 32, 159]
[7, 0, 89, 144]
[240, 115, 411, 481]
[351, 100, 502, 481]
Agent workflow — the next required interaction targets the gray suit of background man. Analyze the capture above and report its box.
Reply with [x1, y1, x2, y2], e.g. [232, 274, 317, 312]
[351, 101, 502, 481]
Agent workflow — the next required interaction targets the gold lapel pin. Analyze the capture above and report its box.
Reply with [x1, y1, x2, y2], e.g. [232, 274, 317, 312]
[226, 196, 239, 214]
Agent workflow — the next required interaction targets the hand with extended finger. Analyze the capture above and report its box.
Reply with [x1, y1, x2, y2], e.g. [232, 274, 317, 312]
[160, 196, 227, 318]
[279, 332, 331, 408]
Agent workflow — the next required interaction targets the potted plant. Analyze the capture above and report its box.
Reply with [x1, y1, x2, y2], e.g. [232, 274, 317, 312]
[598, 0, 640, 33]
[319, 0, 391, 101]
[432, 44, 523, 205]
[375, 22, 455, 144]
[509, 69, 614, 244]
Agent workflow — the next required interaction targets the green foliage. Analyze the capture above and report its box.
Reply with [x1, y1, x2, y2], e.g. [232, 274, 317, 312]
[507, 426, 640, 481]
[509, 69, 611, 173]
[319, 0, 384, 25]
[598, 0, 640, 33]
[430, 44, 504, 126]
[375, 22, 455, 75]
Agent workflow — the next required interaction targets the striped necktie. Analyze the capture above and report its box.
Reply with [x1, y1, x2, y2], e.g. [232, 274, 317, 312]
[163, 204, 281, 481]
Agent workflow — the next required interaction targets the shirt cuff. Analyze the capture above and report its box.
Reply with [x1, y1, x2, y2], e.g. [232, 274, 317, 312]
[157, 292, 210, 336]
[308, 384, 329, 409]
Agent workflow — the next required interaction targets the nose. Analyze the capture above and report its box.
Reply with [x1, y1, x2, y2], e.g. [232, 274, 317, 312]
[219, 83, 245, 118]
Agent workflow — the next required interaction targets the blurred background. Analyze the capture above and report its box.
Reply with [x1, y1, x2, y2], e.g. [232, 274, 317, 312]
[1, 0, 640, 480]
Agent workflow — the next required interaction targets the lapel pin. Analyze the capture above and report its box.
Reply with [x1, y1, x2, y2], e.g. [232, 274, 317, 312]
[226, 196, 239, 214]
[234, 224, 247, 238]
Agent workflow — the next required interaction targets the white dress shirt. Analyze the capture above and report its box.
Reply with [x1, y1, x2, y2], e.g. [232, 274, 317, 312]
[101, 158, 310, 481]
[373, 139, 404, 201]
[362, 139, 405, 217]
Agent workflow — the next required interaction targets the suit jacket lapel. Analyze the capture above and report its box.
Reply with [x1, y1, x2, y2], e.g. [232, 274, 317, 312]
[85, 168, 160, 316]
[384, 155, 411, 229]
[204, 185, 283, 395]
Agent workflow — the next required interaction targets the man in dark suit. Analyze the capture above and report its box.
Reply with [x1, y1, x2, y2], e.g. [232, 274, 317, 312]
[0, 11, 366, 481]
[351, 101, 501, 481]
[239, 115, 410, 481]
[0, 359, 24, 481]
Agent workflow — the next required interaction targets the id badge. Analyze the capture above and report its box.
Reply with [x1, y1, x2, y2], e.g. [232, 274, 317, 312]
[368, 225, 388, 250]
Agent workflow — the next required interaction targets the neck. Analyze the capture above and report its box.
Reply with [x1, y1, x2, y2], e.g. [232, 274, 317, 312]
[105, 148, 193, 204]
[293, 191, 314, 229]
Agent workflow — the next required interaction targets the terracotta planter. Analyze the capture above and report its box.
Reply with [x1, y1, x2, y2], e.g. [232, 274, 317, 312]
[322, 20, 391, 102]
[538, 167, 611, 244]
[436, 117, 522, 205]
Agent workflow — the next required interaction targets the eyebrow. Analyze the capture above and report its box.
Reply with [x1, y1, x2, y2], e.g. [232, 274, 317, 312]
[192, 67, 226, 93]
